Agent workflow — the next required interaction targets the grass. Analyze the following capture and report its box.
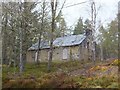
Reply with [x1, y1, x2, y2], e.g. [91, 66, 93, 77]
[111, 59, 120, 66]
[2, 61, 83, 86]
[2, 60, 119, 88]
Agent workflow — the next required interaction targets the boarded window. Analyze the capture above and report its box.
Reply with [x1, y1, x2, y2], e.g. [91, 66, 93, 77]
[63, 48, 68, 60]
[34, 51, 38, 62]
[48, 51, 50, 60]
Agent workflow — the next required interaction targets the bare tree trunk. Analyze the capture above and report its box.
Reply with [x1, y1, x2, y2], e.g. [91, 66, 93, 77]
[0, 2, 2, 90]
[91, 1, 96, 64]
[19, 1, 23, 73]
[47, 0, 66, 71]
[35, 1, 46, 64]
[35, 37, 41, 64]
[2, 12, 8, 64]
[100, 44, 103, 61]
[19, 22, 23, 73]
[48, 39, 53, 71]
[48, 0, 57, 71]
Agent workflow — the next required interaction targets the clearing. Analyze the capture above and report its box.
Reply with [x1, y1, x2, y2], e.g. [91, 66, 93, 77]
[2, 59, 119, 88]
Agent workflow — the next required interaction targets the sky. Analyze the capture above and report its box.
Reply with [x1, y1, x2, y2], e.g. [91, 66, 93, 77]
[59, 0, 119, 28]
[4, 0, 119, 28]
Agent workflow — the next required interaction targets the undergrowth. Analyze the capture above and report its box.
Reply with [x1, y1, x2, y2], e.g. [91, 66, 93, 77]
[2, 60, 118, 88]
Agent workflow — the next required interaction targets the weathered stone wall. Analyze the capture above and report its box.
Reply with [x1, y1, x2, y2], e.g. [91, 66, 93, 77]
[52, 47, 63, 61]
[27, 49, 49, 63]
[27, 44, 89, 63]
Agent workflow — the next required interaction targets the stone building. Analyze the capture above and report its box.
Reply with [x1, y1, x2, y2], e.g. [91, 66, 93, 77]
[27, 29, 93, 63]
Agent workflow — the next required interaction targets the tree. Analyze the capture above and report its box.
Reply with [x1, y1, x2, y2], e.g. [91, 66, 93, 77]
[48, 0, 58, 71]
[84, 19, 91, 29]
[86, 0, 100, 63]
[2, 3, 8, 64]
[98, 17, 118, 60]
[35, 0, 48, 64]
[0, 3, 2, 89]
[98, 25, 105, 61]
[22, 1, 39, 66]
[56, 11, 67, 37]
[73, 17, 84, 35]
[19, 1, 24, 73]
[48, 0, 66, 71]
[102, 18, 118, 59]
[2, 2, 20, 65]
[2, 1, 39, 72]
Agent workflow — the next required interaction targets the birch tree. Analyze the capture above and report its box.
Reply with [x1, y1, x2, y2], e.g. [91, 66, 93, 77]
[91, 0, 96, 64]
[18, 1, 23, 73]
[88, 0, 101, 63]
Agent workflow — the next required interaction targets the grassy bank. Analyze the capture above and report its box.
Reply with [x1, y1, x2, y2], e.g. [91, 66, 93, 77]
[2, 60, 119, 88]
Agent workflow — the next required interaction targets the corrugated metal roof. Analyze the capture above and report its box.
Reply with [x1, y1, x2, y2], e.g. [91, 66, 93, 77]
[28, 34, 86, 50]
[28, 40, 50, 50]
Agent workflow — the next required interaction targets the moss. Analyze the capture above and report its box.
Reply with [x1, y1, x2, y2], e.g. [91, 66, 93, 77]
[111, 59, 120, 66]
[73, 75, 118, 88]
[107, 82, 118, 88]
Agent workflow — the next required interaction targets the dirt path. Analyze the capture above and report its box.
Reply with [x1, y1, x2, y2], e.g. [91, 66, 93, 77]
[55, 62, 93, 78]
[68, 62, 95, 77]
[67, 61, 118, 77]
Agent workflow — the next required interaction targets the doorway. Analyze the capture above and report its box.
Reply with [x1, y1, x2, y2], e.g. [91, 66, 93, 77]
[63, 48, 68, 60]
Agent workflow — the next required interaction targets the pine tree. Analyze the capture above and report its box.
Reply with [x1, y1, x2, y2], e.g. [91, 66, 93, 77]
[74, 17, 84, 35]
[56, 12, 67, 37]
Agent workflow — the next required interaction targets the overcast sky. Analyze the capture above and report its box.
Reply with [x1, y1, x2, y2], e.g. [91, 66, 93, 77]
[4, 0, 119, 28]
[59, 0, 119, 28]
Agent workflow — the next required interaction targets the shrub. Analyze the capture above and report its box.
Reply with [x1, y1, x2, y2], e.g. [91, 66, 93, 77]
[111, 59, 120, 66]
